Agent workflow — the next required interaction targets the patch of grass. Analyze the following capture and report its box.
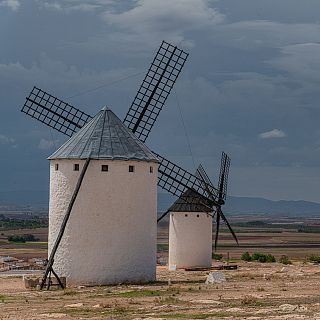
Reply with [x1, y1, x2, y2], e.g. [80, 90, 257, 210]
[64, 306, 130, 317]
[241, 295, 258, 305]
[116, 289, 162, 298]
[158, 313, 227, 319]
[63, 290, 78, 296]
[155, 296, 181, 305]
[212, 253, 223, 260]
[0, 295, 9, 303]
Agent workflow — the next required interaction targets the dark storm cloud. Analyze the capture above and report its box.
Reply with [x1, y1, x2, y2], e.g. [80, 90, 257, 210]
[1, 0, 320, 202]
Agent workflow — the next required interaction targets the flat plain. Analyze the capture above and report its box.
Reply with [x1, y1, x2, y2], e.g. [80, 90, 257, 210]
[1, 214, 320, 319]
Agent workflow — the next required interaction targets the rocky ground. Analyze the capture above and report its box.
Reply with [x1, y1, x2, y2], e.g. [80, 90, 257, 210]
[1, 262, 320, 319]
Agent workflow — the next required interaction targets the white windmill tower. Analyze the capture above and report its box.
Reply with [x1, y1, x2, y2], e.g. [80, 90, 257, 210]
[168, 189, 213, 269]
[48, 107, 158, 285]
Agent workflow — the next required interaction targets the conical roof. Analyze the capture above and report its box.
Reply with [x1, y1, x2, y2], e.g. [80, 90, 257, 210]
[48, 107, 158, 162]
[169, 189, 212, 212]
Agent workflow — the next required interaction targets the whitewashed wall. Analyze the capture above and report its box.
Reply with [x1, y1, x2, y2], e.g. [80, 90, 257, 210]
[168, 212, 212, 269]
[48, 159, 158, 285]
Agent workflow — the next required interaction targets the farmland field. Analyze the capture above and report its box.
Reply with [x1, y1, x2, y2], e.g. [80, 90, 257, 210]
[1, 214, 320, 319]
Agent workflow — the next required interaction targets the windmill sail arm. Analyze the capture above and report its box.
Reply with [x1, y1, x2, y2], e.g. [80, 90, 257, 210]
[195, 164, 218, 200]
[123, 41, 188, 143]
[155, 152, 219, 206]
[219, 209, 239, 245]
[21, 86, 93, 137]
[218, 152, 231, 201]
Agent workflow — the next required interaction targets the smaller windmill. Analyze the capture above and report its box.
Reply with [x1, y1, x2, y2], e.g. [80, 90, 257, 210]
[159, 152, 237, 269]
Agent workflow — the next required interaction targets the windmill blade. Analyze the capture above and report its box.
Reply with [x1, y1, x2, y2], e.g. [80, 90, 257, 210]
[21, 86, 92, 137]
[123, 41, 188, 142]
[218, 152, 231, 201]
[195, 164, 217, 200]
[155, 152, 218, 205]
[214, 209, 221, 250]
[219, 209, 238, 245]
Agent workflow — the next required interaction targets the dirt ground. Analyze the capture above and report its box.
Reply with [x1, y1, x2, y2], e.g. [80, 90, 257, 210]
[1, 262, 320, 319]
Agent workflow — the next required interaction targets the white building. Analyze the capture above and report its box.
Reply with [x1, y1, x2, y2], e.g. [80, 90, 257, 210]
[48, 107, 158, 285]
[168, 190, 213, 269]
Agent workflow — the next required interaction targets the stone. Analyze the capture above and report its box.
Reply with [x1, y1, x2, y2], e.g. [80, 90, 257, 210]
[64, 303, 84, 308]
[278, 304, 296, 312]
[205, 272, 226, 284]
[40, 314, 67, 318]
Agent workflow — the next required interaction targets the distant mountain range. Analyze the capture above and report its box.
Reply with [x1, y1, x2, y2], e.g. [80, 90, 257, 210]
[158, 193, 320, 216]
[1, 190, 320, 216]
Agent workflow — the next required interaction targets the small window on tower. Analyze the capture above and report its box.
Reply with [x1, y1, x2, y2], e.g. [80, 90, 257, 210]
[129, 165, 135, 173]
[55, 164, 59, 171]
[185, 214, 188, 217]
[74, 164, 80, 171]
[101, 165, 108, 172]
[150, 166, 153, 173]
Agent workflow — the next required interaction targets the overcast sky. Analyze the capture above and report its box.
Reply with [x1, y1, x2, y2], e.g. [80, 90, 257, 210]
[1, 0, 320, 203]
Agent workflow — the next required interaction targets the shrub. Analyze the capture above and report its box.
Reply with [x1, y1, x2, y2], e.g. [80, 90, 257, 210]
[266, 254, 276, 263]
[241, 251, 252, 261]
[8, 234, 39, 243]
[279, 255, 292, 265]
[252, 252, 264, 262]
[309, 255, 320, 263]
[212, 253, 223, 260]
[251, 252, 276, 263]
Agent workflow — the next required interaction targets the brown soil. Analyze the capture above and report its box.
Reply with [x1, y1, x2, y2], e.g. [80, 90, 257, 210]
[1, 262, 320, 319]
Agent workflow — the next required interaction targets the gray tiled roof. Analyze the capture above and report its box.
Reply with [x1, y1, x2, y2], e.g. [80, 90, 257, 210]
[169, 189, 212, 212]
[48, 107, 158, 162]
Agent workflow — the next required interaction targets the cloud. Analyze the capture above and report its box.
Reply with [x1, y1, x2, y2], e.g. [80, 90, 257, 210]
[212, 20, 320, 49]
[42, 2, 62, 11]
[0, 0, 20, 11]
[269, 43, 320, 83]
[40, 1, 112, 13]
[101, 0, 225, 47]
[259, 129, 287, 139]
[0, 134, 15, 144]
[38, 138, 59, 150]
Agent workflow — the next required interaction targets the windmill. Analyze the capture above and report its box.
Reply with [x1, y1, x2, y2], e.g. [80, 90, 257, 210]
[160, 152, 237, 269]
[21, 41, 237, 288]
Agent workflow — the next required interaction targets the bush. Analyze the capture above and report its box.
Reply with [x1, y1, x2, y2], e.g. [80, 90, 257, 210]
[241, 251, 252, 261]
[251, 252, 276, 263]
[309, 255, 320, 263]
[251, 252, 264, 262]
[212, 253, 223, 260]
[279, 255, 292, 265]
[8, 235, 26, 243]
[266, 254, 276, 263]
[8, 234, 39, 243]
